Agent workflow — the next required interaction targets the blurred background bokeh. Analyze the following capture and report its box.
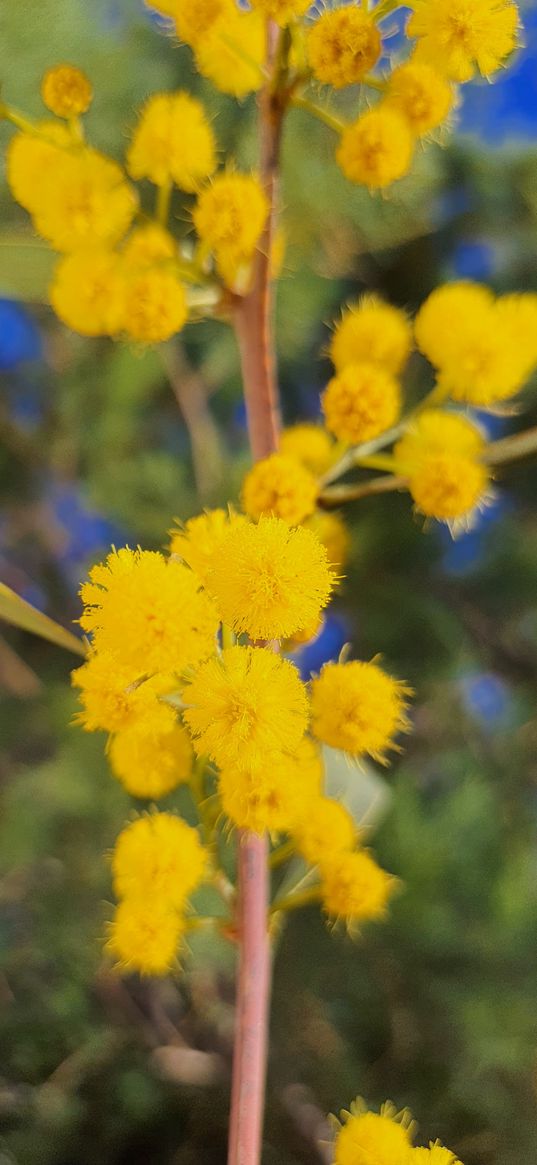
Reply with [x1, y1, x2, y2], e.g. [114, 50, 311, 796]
[1, 2, 537, 1162]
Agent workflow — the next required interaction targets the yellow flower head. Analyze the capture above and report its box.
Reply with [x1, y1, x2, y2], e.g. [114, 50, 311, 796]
[336, 108, 414, 189]
[170, 509, 248, 588]
[219, 738, 323, 833]
[194, 10, 265, 98]
[41, 64, 93, 118]
[79, 547, 219, 677]
[106, 897, 184, 977]
[394, 410, 489, 522]
[291, 797, 357, 866]
[310, 659, 411, 761]
[249, 0, 310, 27]
[144, 0, 180, 15]
[121, 268, 188, 344]
[241, 453, 318, 524]
[304, 511, 351, 570]
[335, 1103, 414, 1165]
[112, 813, 206, 906]
[279, 423, 336, 476]
[330, 295, 412, 376]
[72, 654, 177, 735]
[32, 148, 137, 253]
[108, 720, 193, 799]
[322, 362, 402, 445]
[193, 172, 269, 281]
[385, 62, 454, 136]
[6, 123, 72, 213]
[208, 515, 335, 641]
[410, 1146, 461, 1164]
[126, 92, 216, 191]
[172, 0, 235, 46]
[50, 249, 126, 337]
[321, 849, 397, 926]
[407, 0, 519, 81]
[122, 224, 177, 267]
[183, 645, 309, 769]
[414, 281, 493, 369]
[307, 8, 381, 88]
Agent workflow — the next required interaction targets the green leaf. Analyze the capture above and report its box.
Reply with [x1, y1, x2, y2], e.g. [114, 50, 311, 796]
[0, 234, 55, 302]
[0, 583, 86, 656]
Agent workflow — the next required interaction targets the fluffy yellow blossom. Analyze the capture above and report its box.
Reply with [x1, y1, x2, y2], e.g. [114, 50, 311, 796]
[285, 616, 323, 648]
[170, 509, 248, 587]
[279, 424, 336, 476]
[334, 1103, 414, 1165]
[144, 0, 180, 15]
[385, 62, 454, 136]
[122, 224, 176, 267]
[208, 515, 334, 641]
[241, 453, 318, 524]
[126, 92, 216, 191]
[219, 738, 323, 833]
[322, 363, 401, 445]
[414, 281, 492, 368]
[108, 720, 193, 799]
[336, 108, 414, 189]
[194, 10, 265, 98]
[321, 849, 397, 925]
[72, 654, 177, 735]
[106, 897, 184, 976]
[41, 64, 93, 118]
[394, 410, 489, 521]
[6, 123, 72, 213]
[193, 172, 269, 282]
[249, 0, 310, 27]
[330, 295, 412, 375]
[183, 645, 309, 770]
[32, 148, 137, 253]
[112, 813, 206, 905]
[50, 249, 126, 337]
[121, 269, 187, 344]
[411, 1146, 461, 1164]
[292, 797, 357, 866]
[79, 547, 219, 677]
[307, 8, 381, 88]
[305, 512, 351, 570]
[310, 659, 411, 761]
[172, 0, 234, 45]
[407, 0, 519, 81]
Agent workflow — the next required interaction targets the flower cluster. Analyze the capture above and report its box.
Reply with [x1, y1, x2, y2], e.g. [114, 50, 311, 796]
[333, 1099, 463, 1164]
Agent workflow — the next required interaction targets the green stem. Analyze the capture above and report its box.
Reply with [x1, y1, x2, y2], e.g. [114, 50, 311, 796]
[270, 886, 322, 915]
[156, 178, 172, 227]
[354, 452, 397, 473]
[269, 839, 296, 869]
[291, 94, 347, 134]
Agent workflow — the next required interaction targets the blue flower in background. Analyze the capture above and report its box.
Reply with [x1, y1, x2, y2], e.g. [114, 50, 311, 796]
[451, 239, 496, 282]
[292, 610, 351, 681]
[459, 670, 513, 730]
[0, 300, 42, 370]
[459, 4, 537, 144]
[44, 480, 129, 589]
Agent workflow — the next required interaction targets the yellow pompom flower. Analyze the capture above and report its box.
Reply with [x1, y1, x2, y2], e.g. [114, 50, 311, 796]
[385, 62, 454, 136]
[334, 1103, 414, 1165]
[106, 897, 184, 976]
[307, 8, 381, 88]
[304, 512, 351, 570]
[122, 224, 176, 267]
[41, 64, 93, 118]
[414, 281, 493, 369]
[144, 0, 180, 15]
[310, 659, 411, 761]
[170, 509, 248, 588]
[219, 738, 323, 833]
[72, 654, 177, 735]
[407, 0, 519, 81]
[183, 645, 309, 770]
[321, 849, 397, 926]
[393, 410, 489, 522]
[249, 0, 310, 27]
[291, 797, 357, 866]
[194, 10, 265, 98]
[336, 108, 414, 189]
[330, 295, 412, 376]
[32, 148, 137, 253]
[121, 269, 188, 344]
[112, 813, 206, 906]
[172, 0, 234, 46]
[241, 453, 318, 525]
[50, 249, 126, 337]
[79, 547, 219, 677]
[126, 92, 216, 191]
[108, 721, 193, 799]
[193, 172, 269, 281]
[322, 363, 401, 445]
[279, 424, 336, 476]
[6, 123, 72, 213]
[410, 1146, 461, 1164]
[207, 515, 334, 642]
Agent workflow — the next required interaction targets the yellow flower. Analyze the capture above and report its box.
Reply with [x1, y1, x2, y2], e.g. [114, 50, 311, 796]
[79, 547, 219, 677]
[241, 453, 318, 524]
[249, 0, 310, 27]
[41, 64, 93, 118]
[108, 721, 193, 799]
[72, 654, 177, 735]
[112, 813, 206, 905]
[219, 738, 323, 833]
[410, 1146, 461, 1164]
[336, 108, 414, 189]
[50, 249, 125, 337]
[6, 123, 72, 213]
[183, 645, 309, 770]
[385, 62, 454, 136]
[310, 659, 411, 761]
[194, 10, 265, 98]
[321, 849, 397, 926]
[172, 0, 234, 46]
[407, 0, 519, 81]
[193, 172, 269, 282]
[291, 797, 357, 866]
[121, 268, 188, 344]
[279, 423, 336, 476]
[330, 295, 412, 376]
[122, 224, 177, 267]
[393, 410, 489, 522]
[334, 1103, 414, 1165]
[304, 511, 351, 570]
[414, 281, 493, 369]
[144, 0, 180, 15]
[106, 897, 184, 976]
[32, 148, 137, 253]
[307, 8, 381, 88]
[126, 92, 216, 191]
[322, 363, 401, 445]
[208, 515, 334, 641]
[170, 509, 248, 588]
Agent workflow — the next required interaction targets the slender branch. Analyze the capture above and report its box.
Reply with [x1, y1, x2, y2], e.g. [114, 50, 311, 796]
[483, 425, 537, 466]
[319, 473, 407, 507]
[290, 93, 346, 134]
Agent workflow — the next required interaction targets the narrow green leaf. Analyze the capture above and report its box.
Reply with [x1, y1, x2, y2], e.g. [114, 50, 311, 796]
[0, 234, 55, 302]
[0, 582, 86, 657]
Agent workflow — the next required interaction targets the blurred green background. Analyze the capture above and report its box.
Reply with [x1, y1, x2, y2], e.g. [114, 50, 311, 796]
[1, 2, 537, 1162]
